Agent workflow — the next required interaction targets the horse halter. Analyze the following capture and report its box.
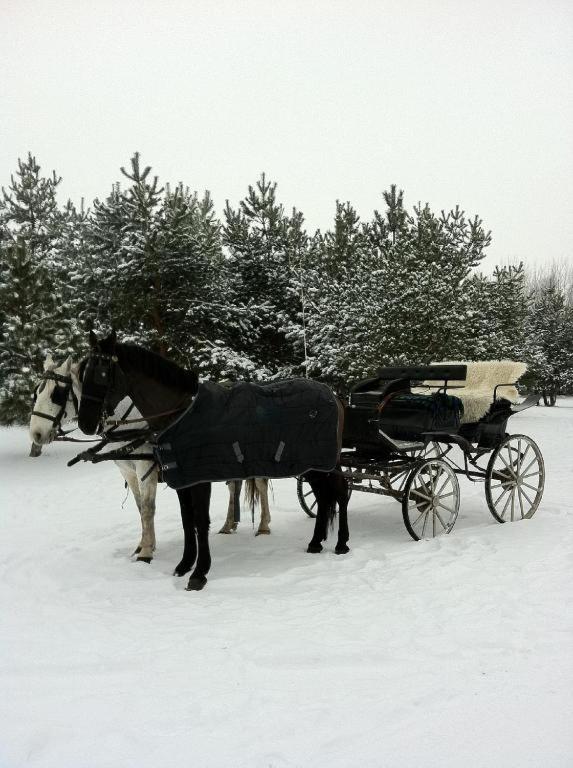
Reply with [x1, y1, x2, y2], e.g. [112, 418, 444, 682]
[31, 370, 78, 432]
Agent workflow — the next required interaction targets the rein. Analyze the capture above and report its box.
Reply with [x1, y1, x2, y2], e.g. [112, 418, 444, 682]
[104, 402, 188, 428]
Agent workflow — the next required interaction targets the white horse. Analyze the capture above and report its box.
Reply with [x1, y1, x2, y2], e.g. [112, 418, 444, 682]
[29, 356, 272, 560]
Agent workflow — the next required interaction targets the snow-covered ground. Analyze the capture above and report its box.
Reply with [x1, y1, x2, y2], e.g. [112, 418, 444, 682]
[1, 403, 572, 768]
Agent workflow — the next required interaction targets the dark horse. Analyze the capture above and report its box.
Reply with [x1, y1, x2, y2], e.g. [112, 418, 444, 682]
[77, 331, 350, 591]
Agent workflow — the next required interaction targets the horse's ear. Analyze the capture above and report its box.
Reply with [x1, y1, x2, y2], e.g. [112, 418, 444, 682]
[62, 356, 72, 372]
[43, 353, 54, 371]
[89, 330, 98, 349]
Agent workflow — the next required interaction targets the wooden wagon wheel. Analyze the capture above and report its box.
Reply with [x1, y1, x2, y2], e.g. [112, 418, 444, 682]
[296, 476, 353, 518]
[402, 459, 460, 541]
[381, 441, 441, 494]
[485, 434, 545, 523]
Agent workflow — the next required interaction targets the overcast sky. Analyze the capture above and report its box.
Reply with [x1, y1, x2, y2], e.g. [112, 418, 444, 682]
[1, 0, 572, 271]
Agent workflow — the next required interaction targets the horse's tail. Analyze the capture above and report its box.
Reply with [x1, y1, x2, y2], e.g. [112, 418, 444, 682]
[307, 470, 341, 529]
[244, 478, 272, 524]
[244, 478, 259, 517]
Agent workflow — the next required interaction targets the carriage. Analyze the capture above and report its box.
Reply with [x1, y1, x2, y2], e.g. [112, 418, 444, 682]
[297, 362, 545, 540]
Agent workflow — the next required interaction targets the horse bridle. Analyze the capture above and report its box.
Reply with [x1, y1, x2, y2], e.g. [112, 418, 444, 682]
[31, 370, 79, 434]
[80, 351, 124, 433]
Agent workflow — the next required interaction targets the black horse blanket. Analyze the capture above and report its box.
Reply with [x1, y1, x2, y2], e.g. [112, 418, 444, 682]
[154, 379, 339, 489]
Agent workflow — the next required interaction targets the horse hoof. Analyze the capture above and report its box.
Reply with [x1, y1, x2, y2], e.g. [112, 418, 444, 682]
[307, 543, 322, 553]
[137, 556, 152, 564]
[173, 562, 192, 577]
[186, 576, 207, 591]
[218, 529, 234, 534]
[255, 530, 270, 536]
[335, 544, 350, 555]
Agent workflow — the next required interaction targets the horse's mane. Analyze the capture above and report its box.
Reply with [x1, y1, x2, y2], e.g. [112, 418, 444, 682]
[116, 343, 199, 392]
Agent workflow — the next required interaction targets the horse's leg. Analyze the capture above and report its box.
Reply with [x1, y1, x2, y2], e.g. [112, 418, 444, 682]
[187, 482, 212, 591]
[29, 442, 42, 457]
[306, 471, 332, 553]
[255, 478, 271, 535]
[116, 461, 145, 556]
[135, 461, 158, 563]
[219, 480, 239, 533]
[174, 487, 197, 577]
[333, 470, 350, 555]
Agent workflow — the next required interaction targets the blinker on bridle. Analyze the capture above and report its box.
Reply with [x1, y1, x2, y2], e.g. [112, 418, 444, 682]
[81, 352, 121, 432]
[31, 370, 78, 430]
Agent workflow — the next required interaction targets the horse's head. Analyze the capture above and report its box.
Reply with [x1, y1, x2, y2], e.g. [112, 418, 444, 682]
[78, 330, 128, 435]
[29, 354, 77, 445]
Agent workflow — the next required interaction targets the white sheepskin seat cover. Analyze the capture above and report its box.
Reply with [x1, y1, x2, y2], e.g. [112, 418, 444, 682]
[413, 360, 526, 424]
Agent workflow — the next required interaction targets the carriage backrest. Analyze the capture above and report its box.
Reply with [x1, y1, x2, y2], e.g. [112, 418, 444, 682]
[352, 365, 467, 395]
[414, 360, 527, 424]
[427, 361, 526, 398]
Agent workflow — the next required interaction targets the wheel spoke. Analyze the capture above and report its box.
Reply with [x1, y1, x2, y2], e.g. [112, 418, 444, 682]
[521, 481, 540, 493]
[519, 486, 535, 508]
[412, 507, 429, 528]
[520, 456, 538, 477]
[434, 509, 448, 530]
[421, 510, 429, 537]
[522, 469, 541, 480]
[435, 476, 450, 497]
[411, 486, 433, 502]
[500, 490, 513, 519]
[494, 485, 512, 507]
[517, 487, 531, 516]
[518, 486, 525, 519]
[437, 501, 457, 514]
[499, 452, 515, 476]
[510, 490, 516, 522]
[303, 492, 317, 511]
[519, 443, 531, 467]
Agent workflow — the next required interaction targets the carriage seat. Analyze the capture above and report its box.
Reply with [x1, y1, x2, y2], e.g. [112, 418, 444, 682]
[413, 360, 526, 424]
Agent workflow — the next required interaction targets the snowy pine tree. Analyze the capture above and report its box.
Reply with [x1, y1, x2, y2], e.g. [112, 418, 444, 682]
[0, 240, 56, 422]
[223, 175, 305, 376]
[0, 155, 76, 421]
[525, 282, 573, 398]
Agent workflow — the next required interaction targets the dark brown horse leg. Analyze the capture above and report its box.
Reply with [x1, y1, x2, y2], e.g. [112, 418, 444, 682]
[186, 483, 212, 591]
[306, 471, 331, 553]
[173, 487, 197, 577]
[334, 473, 350, 555]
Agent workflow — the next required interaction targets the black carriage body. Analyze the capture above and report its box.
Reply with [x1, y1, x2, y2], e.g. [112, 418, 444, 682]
[458, 399, 513, 449]
[343, 366, 466, 451]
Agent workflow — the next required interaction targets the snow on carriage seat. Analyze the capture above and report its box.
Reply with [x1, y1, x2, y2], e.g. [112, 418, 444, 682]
[412, 360, 527, 424]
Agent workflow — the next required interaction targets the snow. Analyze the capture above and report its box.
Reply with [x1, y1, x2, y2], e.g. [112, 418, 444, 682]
[1, 403, 572, 768]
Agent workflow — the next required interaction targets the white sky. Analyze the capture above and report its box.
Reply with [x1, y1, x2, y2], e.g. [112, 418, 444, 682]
[1, 0, 572, 271]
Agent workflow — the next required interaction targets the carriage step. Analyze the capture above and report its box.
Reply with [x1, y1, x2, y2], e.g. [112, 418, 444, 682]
[377, 429, 425, 453]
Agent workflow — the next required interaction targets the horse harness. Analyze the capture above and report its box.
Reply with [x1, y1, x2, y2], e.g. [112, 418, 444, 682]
[68, 350, 185, 474]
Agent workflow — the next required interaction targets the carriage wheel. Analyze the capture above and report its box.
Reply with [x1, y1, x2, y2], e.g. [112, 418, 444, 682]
[402, 459, 460, 541]
[296, 476, 353, 519]
[485, 434, 545, 523]
[383, 441, 441, 494]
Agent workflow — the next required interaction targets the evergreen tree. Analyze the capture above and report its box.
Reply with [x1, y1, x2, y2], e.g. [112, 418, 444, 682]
[301, 188, 493, 387]
[223, 174, 306, 375]
[0, 240, 56, 422]
[1, 153, 62, 259]
[156, 184, 255, 377]
[0, 155, 77, 421]
[525, 283, 573, 397]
